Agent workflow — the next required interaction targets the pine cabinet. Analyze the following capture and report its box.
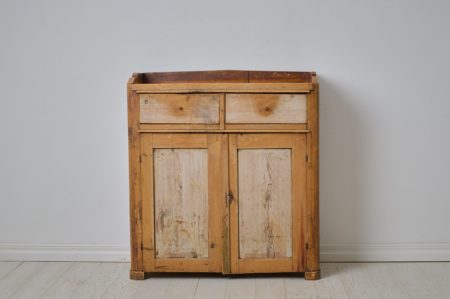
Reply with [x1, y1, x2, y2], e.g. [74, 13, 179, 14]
[127, 71, 319, 280]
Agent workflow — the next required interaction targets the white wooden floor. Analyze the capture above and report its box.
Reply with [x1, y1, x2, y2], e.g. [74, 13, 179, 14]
[0, 262, 449, 299]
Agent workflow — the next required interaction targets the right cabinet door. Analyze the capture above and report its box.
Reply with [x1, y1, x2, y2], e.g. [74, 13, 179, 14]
[229, 134, 307, 273]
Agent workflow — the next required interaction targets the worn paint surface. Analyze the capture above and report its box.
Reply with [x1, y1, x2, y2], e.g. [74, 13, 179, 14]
[238, 149, 292, 259]
[154, 149, 209, 258]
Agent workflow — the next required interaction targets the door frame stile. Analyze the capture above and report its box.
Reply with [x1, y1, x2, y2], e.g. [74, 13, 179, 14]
[141, 133, 155, 272]
[228, 134, 239, 273]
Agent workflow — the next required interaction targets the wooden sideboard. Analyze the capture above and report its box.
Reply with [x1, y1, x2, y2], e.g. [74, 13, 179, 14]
[127, 70, 319, 280]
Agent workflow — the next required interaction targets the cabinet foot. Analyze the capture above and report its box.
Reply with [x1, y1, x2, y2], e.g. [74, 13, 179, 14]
[130, 270, 148, 280]
[304, 270, 321, 280]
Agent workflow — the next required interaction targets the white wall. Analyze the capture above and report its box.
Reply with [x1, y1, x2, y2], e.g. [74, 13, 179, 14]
[1, 0, 450, 261]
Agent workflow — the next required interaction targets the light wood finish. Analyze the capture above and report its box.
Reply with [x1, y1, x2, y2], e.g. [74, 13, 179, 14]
[140, 93, 221, 124]
[304, 270, 321, 280]
[226, 94, 307, 124]
[4, 262, 73, 298]
[153, 148, 209, 259]
[2, 262, 450, 298]
[209, 134, 228, 273]
[229, 134, 307, 274]
[141, 70, 313, 84]
[139, 129, 310, 133]
[140, 123, 220, 130]
[238, 149, 292, 259]
[224, 123, 307, 131]
[154, 259, 209, 272]
[0, 261, 21, 279]
[140, 133, 224, 273]
[305, 84, 320, 276]
[128, 71, 319, 279]
[140, 134, 155, 273]
[237, 259, 293, 274]
[132, 82, 313, 93]
[127, 74, 143, 276]
[292, 135, 307, 272]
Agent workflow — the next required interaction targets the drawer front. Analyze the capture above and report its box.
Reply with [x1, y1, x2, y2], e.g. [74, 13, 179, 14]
[225, 94, 307, 124]
[140, 94, 220, 124]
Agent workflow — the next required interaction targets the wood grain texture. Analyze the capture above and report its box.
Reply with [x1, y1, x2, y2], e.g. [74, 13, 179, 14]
[228, 134, 239, 274]
[140, 94, 220, 124]
[238, 149, 293, 259]
[141, 133, 224, 273]
[0, 262, 21, 280]
[141, 134, 155, 272]
[154, 148, 209, 259]
[225, 94, 307, 124]
[207, 134, 226, 272]
[139, 124, 219, 131]
[127, 77, 143, 274]
[224, 123, 307, 131]
[249, 71, 312, 83]
[292, 134, 307, 272]
[128, 71, 319, 278]
[154, 259, 210, 272]
[141, 70, 313, 84]
[142, 70, 249, 83]
[306, 84, 320, 274]
[237, 259, 293, 274]
[221, 134, 231, 274]
[11, 262, 73, 298]
[132, 82, 313, 94]
[228, 134, 306, 274]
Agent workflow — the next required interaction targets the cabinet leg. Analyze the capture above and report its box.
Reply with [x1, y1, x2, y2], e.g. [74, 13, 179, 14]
[130, 270, 147, 280]
[304, 270, 321, 280]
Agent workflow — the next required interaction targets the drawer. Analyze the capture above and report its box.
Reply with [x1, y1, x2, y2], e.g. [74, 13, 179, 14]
[225, 94, 307, 124]
[140, 94, 220, 124]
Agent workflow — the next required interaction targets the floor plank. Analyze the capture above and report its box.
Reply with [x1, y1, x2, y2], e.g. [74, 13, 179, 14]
[194, 277, 227, 299]
[224, 277, 256, 299]
[388, 262, 443, 299]
[255, 277, 286, 299]
[416, 262, 450, 299]
[335, 263, 385, 299]
[132, 276, 171, 299]
[0, 262, 22, 280]
[11, 262, 73, 299]
[68, 262, 124, 298]
[285, 264, 347, 299]
[162, 277, 199, 299]
[0, 262, 46, 298]
[361, 263, 410, 299]
[0, 262, 448, 299]
[100, 263, 141, 299]
[41, 262, 101, 298]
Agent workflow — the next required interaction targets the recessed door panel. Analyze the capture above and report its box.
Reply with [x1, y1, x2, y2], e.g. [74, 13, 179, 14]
[154, 149, 208, 259]
[238, 149, 292, 259]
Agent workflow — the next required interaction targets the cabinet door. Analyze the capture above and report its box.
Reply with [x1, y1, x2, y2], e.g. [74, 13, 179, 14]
[229, 134, 307, 273]
[140, 134, 226, 273]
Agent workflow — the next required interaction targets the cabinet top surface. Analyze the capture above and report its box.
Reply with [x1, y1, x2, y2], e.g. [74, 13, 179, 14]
[129, 70, 317, 93]
[132, 70, 316, 84]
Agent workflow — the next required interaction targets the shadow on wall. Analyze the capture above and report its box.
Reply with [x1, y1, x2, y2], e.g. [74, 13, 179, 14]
[319, 76, 369, 256]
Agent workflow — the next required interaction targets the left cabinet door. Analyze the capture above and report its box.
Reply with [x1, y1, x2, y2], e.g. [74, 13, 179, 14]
[140, 133, 226, 273]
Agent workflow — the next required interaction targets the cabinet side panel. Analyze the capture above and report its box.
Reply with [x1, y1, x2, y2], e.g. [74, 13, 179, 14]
[238, 149, 292, 259]
[306, 85, 320, 273]
[154, 149, 209, 258]
[128, 86, 143, 273]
